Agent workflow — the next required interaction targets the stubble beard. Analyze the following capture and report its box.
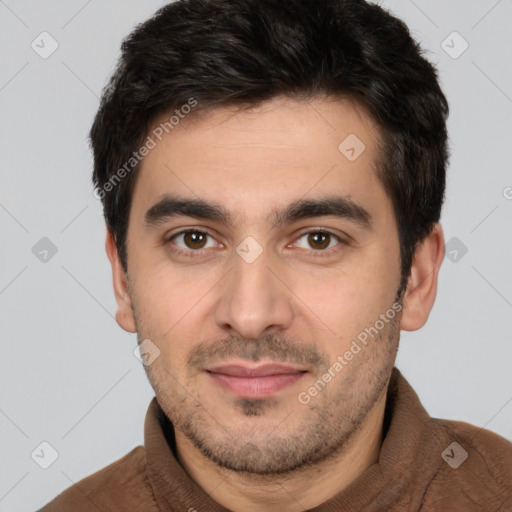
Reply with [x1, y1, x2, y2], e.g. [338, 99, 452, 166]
[135, 305, 402, 475]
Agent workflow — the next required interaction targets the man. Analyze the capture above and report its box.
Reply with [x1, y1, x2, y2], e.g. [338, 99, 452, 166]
[39, 0, 512, 510]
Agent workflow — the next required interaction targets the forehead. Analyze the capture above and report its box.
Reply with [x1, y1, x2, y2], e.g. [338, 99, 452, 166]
[130, 96, 392, 229]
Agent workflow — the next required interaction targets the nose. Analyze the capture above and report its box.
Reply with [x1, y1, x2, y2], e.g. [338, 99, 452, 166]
[213, 248, 294, 340]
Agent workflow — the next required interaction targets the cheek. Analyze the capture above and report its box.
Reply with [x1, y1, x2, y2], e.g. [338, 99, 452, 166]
[130, 276, 197, 373]
[130, 260, 226, 346]
[293, 254, 398, 342]
[130, 269, 189, 334]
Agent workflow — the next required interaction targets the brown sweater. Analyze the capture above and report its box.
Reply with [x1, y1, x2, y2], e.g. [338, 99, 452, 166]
[39, 368, 512, 511]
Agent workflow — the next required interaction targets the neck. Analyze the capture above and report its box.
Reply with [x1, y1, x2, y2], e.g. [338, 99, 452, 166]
[174, 392, 387, 512]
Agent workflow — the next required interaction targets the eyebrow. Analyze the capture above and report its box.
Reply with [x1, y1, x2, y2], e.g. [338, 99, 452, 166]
[144, 194, 372, 231]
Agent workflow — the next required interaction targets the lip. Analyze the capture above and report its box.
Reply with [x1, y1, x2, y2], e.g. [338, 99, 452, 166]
[206, 363, 307, 399]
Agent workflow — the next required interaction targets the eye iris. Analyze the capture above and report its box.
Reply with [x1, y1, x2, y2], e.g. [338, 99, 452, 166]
[184, 231, 207, 249]
[308, 232, 330, 250]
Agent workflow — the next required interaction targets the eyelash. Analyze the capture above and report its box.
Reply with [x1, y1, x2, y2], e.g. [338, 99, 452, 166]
[165, 229, 346, 258]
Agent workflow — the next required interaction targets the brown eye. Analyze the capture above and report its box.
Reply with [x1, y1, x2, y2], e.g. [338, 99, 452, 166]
[170, 230, 216, 252]
[183, 231, 208, 249]
[292, 230, 343, 255]
[307, 232, 331, 250]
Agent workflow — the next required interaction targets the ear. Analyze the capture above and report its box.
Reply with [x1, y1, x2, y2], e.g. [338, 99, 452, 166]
[400, 223, 445, 331]
[105, 229, 137, 333]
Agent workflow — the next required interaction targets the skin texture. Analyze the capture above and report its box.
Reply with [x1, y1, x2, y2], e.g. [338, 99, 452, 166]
[106, 96, 445, 511]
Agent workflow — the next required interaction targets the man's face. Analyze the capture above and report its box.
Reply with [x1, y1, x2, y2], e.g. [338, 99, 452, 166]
[122, 96, 403, 474]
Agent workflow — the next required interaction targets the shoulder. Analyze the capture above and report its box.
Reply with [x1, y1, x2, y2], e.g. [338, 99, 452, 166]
[38, 446, 158, 512]
[422, 418, 512, 511]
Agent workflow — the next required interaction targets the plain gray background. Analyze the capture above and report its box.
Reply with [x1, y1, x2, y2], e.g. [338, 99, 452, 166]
[1, 0, 511, 510]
